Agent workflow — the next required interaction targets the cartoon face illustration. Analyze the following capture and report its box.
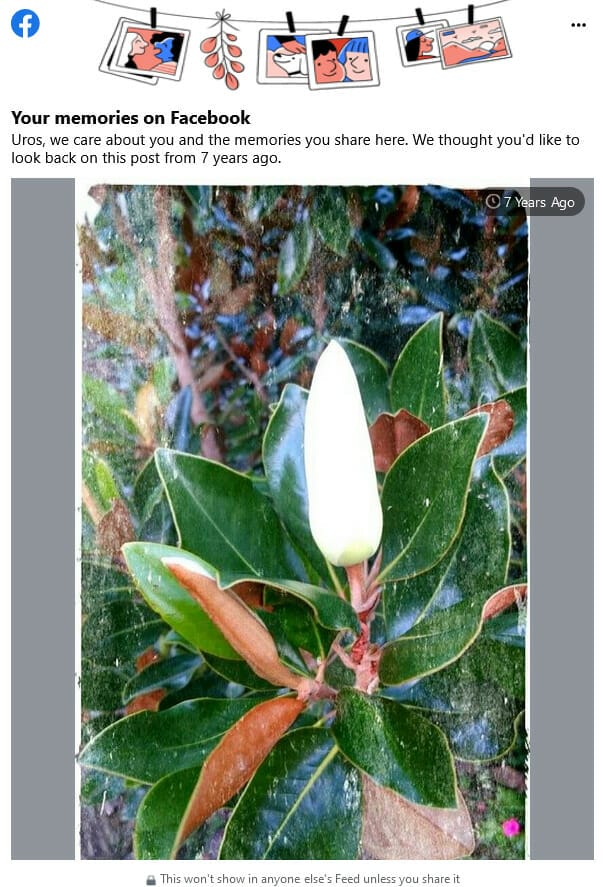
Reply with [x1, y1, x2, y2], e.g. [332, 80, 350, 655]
[108, 20, 189, 80]
[312, 40, 345, 83]
[404, 29, 436, 62]
[152, 36, 175, 63]
[273, 49, 307, 76]
[338, 37, 371, 81]
[129, 32, 148, 56]
[260, 32, 321, 81]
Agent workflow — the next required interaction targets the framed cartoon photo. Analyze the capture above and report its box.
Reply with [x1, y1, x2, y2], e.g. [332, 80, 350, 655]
[306, 32, 379, 90]
[437, 17, 511, 69]
[257, 29, 328, 84]
[397, 20, 449, 67]
[110, 20, 190, 81]
[99, 18, 158, 84]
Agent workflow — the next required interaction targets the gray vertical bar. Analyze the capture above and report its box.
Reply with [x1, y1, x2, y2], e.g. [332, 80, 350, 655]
[529, 178, 594, 858]
[12, 179, 76, 859]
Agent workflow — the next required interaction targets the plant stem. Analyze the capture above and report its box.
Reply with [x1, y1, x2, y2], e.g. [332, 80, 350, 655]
[326, 560, 345, 598]
[345, 562, 366, 611]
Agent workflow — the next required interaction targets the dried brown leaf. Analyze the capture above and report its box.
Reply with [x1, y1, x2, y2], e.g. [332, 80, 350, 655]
[97, 500, 135, 559]
[361, 775, 475, 860]
[466, 400, 514, 458]
[82, 303, 156, 353]
[369, 409, 430, 473]
[162, 558, 304, 691]
[279, 317, 300, 354]
[175, 695, 304, 854]
[215, 284, 255, 315]
[134, 382, 161, 448]
[197, 362, 227, 391]
[200, 425, 225, 462]
[385, 185, 420, 227]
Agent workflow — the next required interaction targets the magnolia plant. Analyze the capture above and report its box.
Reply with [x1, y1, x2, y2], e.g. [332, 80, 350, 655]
[80, 311, 527, 860]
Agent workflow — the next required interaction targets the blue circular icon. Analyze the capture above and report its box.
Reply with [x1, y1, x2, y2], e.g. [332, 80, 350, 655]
[11, 9, 40, 38]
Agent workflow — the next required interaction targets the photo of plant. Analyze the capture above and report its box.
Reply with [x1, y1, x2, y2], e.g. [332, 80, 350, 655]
[78, 184, 527, 860]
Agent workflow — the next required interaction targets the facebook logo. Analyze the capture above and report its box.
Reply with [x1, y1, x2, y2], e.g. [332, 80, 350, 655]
[11, 9, 40, 39]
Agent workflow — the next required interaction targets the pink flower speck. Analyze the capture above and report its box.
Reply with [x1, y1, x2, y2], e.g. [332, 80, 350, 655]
[501, 818, 521, 838]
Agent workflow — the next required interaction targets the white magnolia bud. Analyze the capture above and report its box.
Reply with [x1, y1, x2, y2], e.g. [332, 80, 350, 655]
[304, 340, 383, 567]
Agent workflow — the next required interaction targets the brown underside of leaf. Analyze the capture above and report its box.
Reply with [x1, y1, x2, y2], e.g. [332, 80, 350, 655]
[369, 409, 430, 473]
[466, 400, 514, 458]
[163, 560, 303, 690]
[361, 775, 475, 860]
[125, 689, 166, 715]
[175, 695, 305, 853]
[482, 583, 527, 621]
[230, 581, 267, 609]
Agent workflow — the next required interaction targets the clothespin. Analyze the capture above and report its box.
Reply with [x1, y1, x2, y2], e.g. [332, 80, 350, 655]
[415, 8, 425, 26]
[468, 4, 474, 24]
[337, 15, 349, 37]
[286, 11, 296, 33]
[150, 7, 157, 29]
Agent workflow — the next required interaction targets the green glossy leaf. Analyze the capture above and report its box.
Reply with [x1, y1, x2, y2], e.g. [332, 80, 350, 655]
[265, 599, 334, 660]
[381, 604, 486, 688]
[122, 653, 202, 704]
[82, 599, 164, 665]
[324, 656, 356, 691]
[220, 728, 361, 859]
[389, 639, 524, 761]
[311, 188, 353, 257]
[203, 654, 274, 691]
[491, 387, 527, 476]
[356, 230, 397, 271]
[277, 218, 314, 295]
[257, 611, 312, 676]
[135, 766, 199, 859]
[482, 610, 526, 648]
[155, 449, 307, 585]
[247, 186, 284, 222]
[390, 314, 446, 426]
[122, 543, 238, 659]
[79, 697, 262, 784]
[381, 463, 510, 682]
[332, 689, 456, 808]
[132, 457, 172, 530]
[379, 416, 487, 583]
[264, 578, 359, 632]
[470, 638, 525, 699]
[158, 671, 242, 707]
[469, 312, 526, 401]
[338, 339, 390, 423]
[262, 384, 334, 585]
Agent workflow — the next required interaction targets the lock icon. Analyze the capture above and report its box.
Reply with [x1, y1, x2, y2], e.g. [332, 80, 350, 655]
[146, 878, 157, 886]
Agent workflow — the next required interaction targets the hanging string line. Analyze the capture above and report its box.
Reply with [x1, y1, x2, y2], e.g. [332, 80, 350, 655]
[91, 0, 511, 26]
